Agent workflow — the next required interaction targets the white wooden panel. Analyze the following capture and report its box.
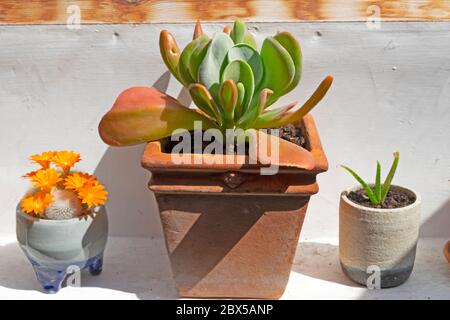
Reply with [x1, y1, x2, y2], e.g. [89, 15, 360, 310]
[0, 22, 449, 238]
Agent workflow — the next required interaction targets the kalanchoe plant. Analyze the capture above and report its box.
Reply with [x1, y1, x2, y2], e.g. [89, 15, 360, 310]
[340, 152, 400, 206]
[99, 20, 333, 146]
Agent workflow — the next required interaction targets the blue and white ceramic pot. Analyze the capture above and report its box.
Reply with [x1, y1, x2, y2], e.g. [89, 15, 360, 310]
[16, 206, 108, 293]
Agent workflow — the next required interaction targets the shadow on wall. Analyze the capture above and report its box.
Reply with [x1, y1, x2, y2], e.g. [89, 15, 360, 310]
[93, 71, 190, 238]
[420, 197, 450, 238]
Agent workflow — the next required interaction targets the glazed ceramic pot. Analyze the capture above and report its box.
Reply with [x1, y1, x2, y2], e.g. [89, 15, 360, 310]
[141, 114, 328, 299]
[339, 185, 421, 288]
[16, 206, 108, 293]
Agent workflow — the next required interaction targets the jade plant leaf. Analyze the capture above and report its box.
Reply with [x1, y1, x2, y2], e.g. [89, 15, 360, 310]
[243, 31, 257, 50]
[227, 44, 263, 89]
[255, 101, 297, 125]
[98, 87, 217, 146]
[221, 60, 255, 115]
[193, 20, 203, 39]
[235, 82, 246, 120]
[198, 32, 234, 94]
[260, 37, 295, 106]
[189, 39, 211, 82]
[159, 30, 184, 85]
[273, 32, 302, 96]
[219, 80, 238, 128]
[230, 20, 246, 44]
[237, 88, 273, 128]
[178, 35, 210, 85]
[189, 83, 223, 126]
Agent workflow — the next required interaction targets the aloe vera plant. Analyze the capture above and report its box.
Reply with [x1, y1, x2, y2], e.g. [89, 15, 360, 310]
[340, 152, 400, 206]
[99, 20, 333, 146]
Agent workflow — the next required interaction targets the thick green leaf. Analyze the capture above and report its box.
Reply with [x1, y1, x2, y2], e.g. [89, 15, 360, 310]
[375, 161, 381, 203]
[189, 83, 223, 126]
[221, 60, 255, 115]
[230, 20, 246, 44]
[254, 102, 297, 126]
[340, 165, 379, 205]
[234, 82, 246, 120]
[243, 31, 257, 50]
[254, 75, 333, 128]
[260, 37, 295, 106]
[198, 32, 234, 93]
[189, 39, 211, 82]
[381, 152, 400, 203]
[178, 35, 210, 86]
[273, 32, 302, 96]
[237, 88, 273, 128]
[193, 20, 203, 39]
[98, 87, 217, 146]
[159, 30, 184, 85]
[219, 80, 238, 128]
[227, 44, 263, 89]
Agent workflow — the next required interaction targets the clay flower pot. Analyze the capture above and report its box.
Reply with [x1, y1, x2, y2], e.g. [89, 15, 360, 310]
[444, 241, 450, 264]
[141, 114, 328, 299]
[339, 185, 421, 288]
[16, 206, 108, 293]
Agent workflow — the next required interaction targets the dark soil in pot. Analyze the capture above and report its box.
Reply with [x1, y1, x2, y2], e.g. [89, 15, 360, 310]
[347, 188, 416, 209]
[162, 124, 307, 154]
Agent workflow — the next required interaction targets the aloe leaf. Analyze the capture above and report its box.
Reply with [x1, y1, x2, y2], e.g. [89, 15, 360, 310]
[340, 165, 379, 205]
[234, 82, 246, 120]
[98, 87, 217, 146]
[375, 161, 381, 203]
[381, 152, 400, 203]
[221, 60, 255, 115]
[198, 32, 234, 93]
[227, 44, 263, 89]
[178, 35, 210, 86]
[159, 30, 184, 85]
[230, 20, 246, 44]
[193, 20, 203, 39]
[260, 37, 295, 106]
[273, 32, 302, 96]
[255, 75, 333, 128]
[219, 80, 238, 128]
[189, 83, 223, 126]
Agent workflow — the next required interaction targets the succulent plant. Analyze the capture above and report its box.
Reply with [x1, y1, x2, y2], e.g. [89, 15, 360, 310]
[99, 20, 333, 147]
[44, 188, 83, 220]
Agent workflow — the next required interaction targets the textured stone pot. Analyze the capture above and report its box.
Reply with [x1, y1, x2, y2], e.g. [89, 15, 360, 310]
[16, 206, 108, 293]
[141, 114, 328, 299]
[339, 185, 421, 288]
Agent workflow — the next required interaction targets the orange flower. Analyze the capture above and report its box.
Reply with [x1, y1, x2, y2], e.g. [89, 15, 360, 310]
[77, 183, 108, 208]
[20, 192, 53, 216]
[52, 151, 80, 172]
[23, 170, 38, 179]
[64, 172, 98, 191]
[30, 168, 62, 192]
[30, 151, 55, 169]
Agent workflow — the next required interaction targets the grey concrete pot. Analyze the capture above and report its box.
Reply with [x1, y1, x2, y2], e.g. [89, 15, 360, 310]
[339, 185, 421, 288]
[16, 206, 108, 293]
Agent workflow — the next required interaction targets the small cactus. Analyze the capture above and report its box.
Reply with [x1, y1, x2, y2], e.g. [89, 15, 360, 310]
[44, 188, 83, 220]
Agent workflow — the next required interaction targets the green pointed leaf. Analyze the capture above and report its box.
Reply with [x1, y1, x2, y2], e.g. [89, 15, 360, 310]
[178, 35, 210, 86]
[375, 161, 381, 203]
[381, 152, 400, 203]
[221, 60, 254, 115]
[189, 83, 223, 126]
[198, 32, 234, 93]
[99, 87, 217, 146]
[340, 165, 379, 205]
[230, 20, 246, 44]
[227, 44, 263, 89]
[253, 102, 297, 127]
[260, 37, 295, 106]
[237, 88, 273, 128]
[273, 32, 302, 96]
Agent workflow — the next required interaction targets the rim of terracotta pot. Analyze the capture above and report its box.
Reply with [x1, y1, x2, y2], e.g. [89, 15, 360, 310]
[341, 184, 421, 213]
[141, 114, 328, 173]
[16, 205, 104, 225]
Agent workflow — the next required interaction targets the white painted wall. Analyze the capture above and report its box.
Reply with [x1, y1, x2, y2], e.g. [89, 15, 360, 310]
[0, 22, 449, 239]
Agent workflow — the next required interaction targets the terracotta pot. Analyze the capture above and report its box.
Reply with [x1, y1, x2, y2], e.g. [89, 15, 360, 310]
[444, 241, 450, 264]
[141, 114, 328, 299]
[339, 185, 421, 288]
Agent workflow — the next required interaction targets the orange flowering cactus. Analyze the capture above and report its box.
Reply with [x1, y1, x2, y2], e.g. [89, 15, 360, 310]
[20, 151, 108, 219]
